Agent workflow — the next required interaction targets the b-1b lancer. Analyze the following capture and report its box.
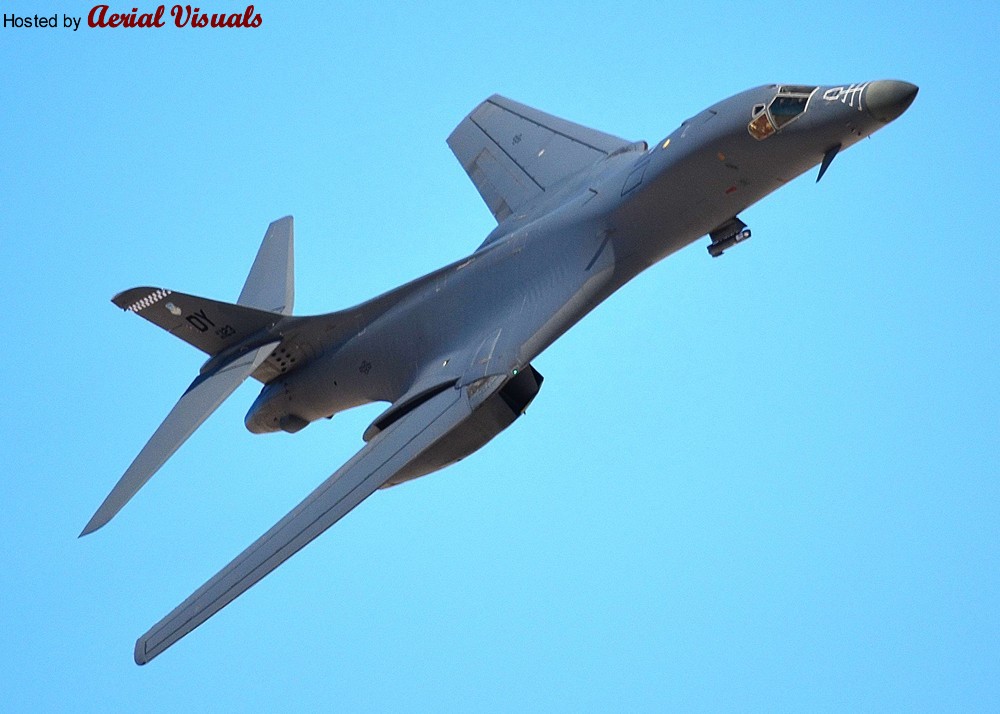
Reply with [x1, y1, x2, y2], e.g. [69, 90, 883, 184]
[82, 80, 917, 664]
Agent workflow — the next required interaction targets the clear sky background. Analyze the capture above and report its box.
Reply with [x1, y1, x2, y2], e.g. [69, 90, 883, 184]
[2, 1, 997, 711]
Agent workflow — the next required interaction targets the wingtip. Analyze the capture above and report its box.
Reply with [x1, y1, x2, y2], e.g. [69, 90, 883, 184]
[134, 637, 150, 666]
[79, 510, 110, 537]
[79, 521, 100, 538]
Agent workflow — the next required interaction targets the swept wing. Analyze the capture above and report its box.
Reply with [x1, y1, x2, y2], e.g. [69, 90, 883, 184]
[134, 379, 484, 664]
[447, 94, 635, 222]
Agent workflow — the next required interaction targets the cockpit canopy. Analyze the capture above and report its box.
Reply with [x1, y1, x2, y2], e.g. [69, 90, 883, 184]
[748, 85, 817, 140]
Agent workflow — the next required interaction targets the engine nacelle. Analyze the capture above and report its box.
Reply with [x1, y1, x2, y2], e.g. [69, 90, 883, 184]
[381, 365, 544, 488]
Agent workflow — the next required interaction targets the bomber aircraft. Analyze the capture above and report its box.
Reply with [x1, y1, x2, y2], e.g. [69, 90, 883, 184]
[83, 80, 917, 664]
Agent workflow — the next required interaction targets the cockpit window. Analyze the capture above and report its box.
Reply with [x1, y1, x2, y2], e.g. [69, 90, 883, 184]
[769, 95, 809, 128]
[748, 86, 817, 139]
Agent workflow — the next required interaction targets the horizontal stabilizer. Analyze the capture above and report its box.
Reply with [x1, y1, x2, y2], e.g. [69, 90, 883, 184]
[447, 95, 635, 222]
[112, 288, 281, 357]
[134, 383, 476, 664]
[80, 341, 280, 536]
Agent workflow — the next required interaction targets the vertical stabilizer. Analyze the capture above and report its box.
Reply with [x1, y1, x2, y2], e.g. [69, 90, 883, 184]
[238, 216, 294, 315]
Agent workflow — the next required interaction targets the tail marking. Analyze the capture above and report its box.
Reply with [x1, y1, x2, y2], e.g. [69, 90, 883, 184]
[125, 288, 173, 313]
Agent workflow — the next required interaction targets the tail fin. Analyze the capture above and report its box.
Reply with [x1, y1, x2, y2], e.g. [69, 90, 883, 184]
[111, 216, 295, 357]
[83, 217, 295, 534]
[112, 288, 281, 356]
[238, 215, 294, 315]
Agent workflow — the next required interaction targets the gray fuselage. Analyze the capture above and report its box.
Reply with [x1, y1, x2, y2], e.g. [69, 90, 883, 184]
[245, 82, 914, 437]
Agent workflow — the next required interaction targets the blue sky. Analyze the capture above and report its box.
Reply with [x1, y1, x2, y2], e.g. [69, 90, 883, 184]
[2, 1, 997, 710]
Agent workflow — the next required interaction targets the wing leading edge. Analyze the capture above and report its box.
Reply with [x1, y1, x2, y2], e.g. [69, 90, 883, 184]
[134, 381, 477, 664]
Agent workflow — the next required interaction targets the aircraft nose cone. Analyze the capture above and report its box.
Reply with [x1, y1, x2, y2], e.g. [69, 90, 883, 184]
[865, 80, 918, 123]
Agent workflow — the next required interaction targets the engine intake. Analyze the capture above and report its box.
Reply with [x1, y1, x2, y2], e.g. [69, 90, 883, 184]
[381, 365, 544, 488]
